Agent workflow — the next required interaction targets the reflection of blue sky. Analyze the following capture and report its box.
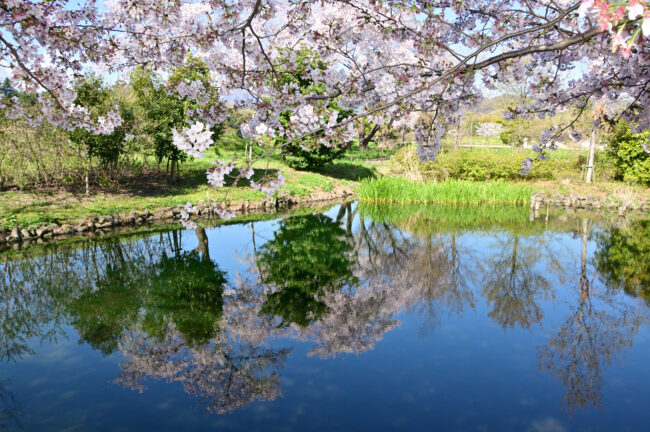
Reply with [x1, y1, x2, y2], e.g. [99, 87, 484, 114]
[1, 205, 650, 431]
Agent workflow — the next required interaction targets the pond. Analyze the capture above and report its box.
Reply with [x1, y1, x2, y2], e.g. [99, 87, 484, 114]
[1, 202, 649, 431]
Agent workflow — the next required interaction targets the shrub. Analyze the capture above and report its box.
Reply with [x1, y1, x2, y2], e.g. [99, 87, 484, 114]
[389, 145, 577, 182]
[131, 56, 224, 177]
[282, 140, 349, 170]
[605, 121, 650, 187]
[499, 119, 530, 147]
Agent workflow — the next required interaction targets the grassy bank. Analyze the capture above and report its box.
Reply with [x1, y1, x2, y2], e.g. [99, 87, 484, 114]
[0, 135, 382, 230]
[358, 177, 532, 205]
[3, 134, 648, 231]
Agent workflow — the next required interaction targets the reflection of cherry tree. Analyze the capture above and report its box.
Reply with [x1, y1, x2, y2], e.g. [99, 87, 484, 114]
[305, 209, 478, 355]
[0, 380, 21, 431]
[242, 206, 479, 357]
[355, 207, 482, 327]
[483, 234, 552, 330]
[538, 219, 645, 412]
[240, 210, 399, 357]
[115, 324, 290, 415]
[538, 290, 641, 412]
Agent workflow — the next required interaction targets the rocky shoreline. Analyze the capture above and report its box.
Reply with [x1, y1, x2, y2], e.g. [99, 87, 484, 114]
[530, 193, 650, 215]
[0, 188, 354, 247]
[2, 188, 648, 248]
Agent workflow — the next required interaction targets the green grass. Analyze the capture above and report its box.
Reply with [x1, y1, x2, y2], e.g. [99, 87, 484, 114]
[0, 133, 379, 230]
[343, 140, 400, 161]
[358, 177, 532, 205]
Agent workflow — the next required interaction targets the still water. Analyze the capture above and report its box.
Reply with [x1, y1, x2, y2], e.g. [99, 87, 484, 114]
[1, 203, 649, 431]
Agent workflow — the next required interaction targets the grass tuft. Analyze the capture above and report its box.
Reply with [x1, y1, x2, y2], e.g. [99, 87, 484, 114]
[358, 177, 532, 205]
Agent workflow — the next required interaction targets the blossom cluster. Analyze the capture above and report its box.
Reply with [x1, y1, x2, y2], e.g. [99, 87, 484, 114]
[213, 203, 236, 220]
[579, 0, 650, 57]
[206, 159, 236, 187]
[476, 123, 504, 138]
[174, 80, 211, 105]
[91, 108, 124, 135]
[173, 121, 214, 158]
[179, 202, 198, 230]
[414, 123, 445, 162]
[251, 172, 286, 197]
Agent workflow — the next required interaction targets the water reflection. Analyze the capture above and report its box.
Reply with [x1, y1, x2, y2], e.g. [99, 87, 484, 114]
[483, 233, 552, 330]
[539, 218, 646, 412]
[257, 214, 358, 327]
[0, 380, 21, 431]
[0, 203, 649, 423]
[596, 219, 650, 302]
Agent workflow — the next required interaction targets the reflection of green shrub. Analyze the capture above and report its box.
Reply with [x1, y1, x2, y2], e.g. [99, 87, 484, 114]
[258, 214, 357, 326]
[605, 121, 650, 186]
[145, 252, 226, 346]
[70, 260, 146, 355]
[596, 219, 650, 302]
[390, 145, 579, 181]
[70, 249, 227, 351]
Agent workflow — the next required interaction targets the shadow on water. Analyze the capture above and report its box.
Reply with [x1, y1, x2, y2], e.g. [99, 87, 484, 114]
[0, 202, 649, 426]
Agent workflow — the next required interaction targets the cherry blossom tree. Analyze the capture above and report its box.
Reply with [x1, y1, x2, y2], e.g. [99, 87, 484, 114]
[1, 0, 650, 204]
[475, 122, 505, 144]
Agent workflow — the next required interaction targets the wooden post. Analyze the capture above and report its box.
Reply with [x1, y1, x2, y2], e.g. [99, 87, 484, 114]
[585, 128, 596, 183]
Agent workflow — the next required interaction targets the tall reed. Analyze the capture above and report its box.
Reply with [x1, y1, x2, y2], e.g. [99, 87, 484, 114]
[358, 177, 532, 205]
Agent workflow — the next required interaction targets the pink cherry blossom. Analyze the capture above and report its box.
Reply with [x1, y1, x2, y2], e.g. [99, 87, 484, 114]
[173, 121, 214, 158]
[0, 0, 648, 181]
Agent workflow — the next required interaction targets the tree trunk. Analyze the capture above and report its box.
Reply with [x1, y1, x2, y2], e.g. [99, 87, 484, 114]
[171, 159, 178, 181]
[335, 203, 347, 224]
[194, 228, 210, 261]
[453, 121, 462, 150]
[85, 160, 90, 196]
[360, 125, 381, 150]
[585, 129, 596, 183]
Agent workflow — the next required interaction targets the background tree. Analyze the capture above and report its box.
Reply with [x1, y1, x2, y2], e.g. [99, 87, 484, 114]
[475, 122, 505, 145]
[131, 56, 224, 178]
[131, 67, 187, 178]
[67, 75, 134, 194]
[272, 48, 354, 170]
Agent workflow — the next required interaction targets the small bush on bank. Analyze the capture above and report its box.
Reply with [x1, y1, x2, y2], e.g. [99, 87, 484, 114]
[389, 145, 590, 182]
[605, 121, 650, 187]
